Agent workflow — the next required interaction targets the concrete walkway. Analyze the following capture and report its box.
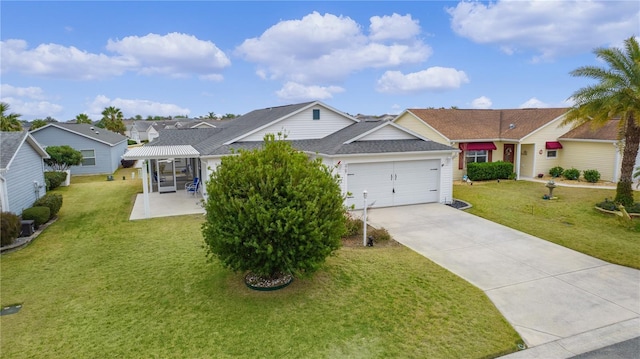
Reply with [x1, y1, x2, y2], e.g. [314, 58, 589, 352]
[365, 204, 639, 358]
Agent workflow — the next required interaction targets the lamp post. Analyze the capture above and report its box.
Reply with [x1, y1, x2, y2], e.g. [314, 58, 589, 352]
[363, 190, 368, 247]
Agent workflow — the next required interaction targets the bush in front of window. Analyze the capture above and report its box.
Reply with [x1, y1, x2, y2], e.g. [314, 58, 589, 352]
[549, 166, 564, 178]
[44, 171, 68, 190]
[563, 168, 580, 180]
[467, 161, 513, 181]
[21, 206, 50, 228]
[583, 169, 601, 183]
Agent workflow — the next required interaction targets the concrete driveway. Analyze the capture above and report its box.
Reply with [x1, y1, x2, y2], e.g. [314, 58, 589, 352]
[365, 203, 639, 358]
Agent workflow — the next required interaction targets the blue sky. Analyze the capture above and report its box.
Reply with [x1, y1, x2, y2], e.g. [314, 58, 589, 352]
[1, 1, 638, 121]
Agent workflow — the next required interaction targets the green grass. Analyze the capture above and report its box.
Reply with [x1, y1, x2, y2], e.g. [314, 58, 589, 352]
[454, 180, 640, 269]
[1, 170, 520, 358]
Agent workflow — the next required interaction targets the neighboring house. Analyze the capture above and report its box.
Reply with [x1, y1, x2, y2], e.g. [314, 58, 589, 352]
[124, 121, 160, 143]
[394, 108, 577, 180]
[559, 119, 639, 183]
[124, 101, 459, 216]
[31, 123, 128, 175]
[0, 131, 50, 215]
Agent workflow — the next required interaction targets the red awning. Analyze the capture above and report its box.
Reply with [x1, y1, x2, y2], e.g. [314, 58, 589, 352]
[546, 141, 563, 150]
[463, 142, 497, 151]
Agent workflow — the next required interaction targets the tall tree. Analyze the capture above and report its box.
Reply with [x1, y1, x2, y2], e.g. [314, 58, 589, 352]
[100, 106, 126, 134]
[564, 36, 640, 206]
[0, 102, 23, 132]
[75, 113, 92, 124]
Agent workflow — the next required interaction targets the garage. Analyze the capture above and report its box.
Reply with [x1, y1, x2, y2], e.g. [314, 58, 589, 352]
[345, 160, 440, 209]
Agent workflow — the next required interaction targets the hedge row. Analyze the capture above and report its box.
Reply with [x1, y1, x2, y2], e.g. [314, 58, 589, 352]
[467, 161, 514, 181]
[0, 193, 63, 247]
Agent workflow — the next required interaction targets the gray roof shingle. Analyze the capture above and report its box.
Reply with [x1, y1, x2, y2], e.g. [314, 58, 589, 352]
[32, 123, 128, 146]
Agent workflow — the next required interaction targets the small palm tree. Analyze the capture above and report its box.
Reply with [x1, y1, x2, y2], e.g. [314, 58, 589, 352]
[101, 106, 126, 134]
[75, 113, 92, 124]
[0, 102, 23, 132]
[564, 36, 640, 206]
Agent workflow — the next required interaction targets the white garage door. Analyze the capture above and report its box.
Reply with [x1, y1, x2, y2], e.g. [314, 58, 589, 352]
[346, 160, 440, 209]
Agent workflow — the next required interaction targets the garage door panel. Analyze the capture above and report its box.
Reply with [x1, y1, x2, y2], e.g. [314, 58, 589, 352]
[346, 163, 393, 209]
[393, 160, 439, 205]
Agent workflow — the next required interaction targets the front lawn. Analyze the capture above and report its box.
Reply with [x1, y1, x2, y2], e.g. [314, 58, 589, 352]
[454, 180, 640, 269]
[1, 170, 521, 358]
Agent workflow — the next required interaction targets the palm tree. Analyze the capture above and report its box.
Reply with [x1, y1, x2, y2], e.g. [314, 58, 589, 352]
[564, 36, 640, 206]
[29, 119, 48, 130]
[75, 113, 92, 124]
[101, 106, 126, 134]
[0, 102, 23, 132]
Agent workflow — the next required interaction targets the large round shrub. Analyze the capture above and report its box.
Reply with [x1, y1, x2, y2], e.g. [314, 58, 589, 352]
[21, 206, 50, 228]
[33, 193, 63, 220]
[202, 134, 345, 280]
[1, 212, 21, 246]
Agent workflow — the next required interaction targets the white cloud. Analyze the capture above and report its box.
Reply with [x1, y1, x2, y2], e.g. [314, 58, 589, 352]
[0, 39, 135, 80]
[1, 97, 64, 118]
[106, 32, 230, 77]
[447, 0, 639, 61]
[519, 97, 549, 108]
[471, 96, 492, 109]
[376, 67, 469, 94]
[369, 13, 421, 41]
[276, 82, 344, 101]
[87, 95, 191, 119]
[1, 33, 231, 80]
[236, 11, 431, 84]
[1, 84, 47, 100]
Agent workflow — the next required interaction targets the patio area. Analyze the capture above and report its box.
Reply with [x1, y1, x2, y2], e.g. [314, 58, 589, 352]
[129, 190, 205, 220]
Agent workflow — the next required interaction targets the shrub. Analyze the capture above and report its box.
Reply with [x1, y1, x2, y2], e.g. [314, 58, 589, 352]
[549, 166, 564, 178]
[44, 145, 82, 171]
[345, 214, 363, 237]
[21, 206, 50, 228]
[127, 139, 137, 145]
[202, 134, 345, 280]
[368, 227, 391, 242]
[45, 171, 67, 190]
[596, 198, 618, 211]
[121, 159, 136, 168]
[467, 161, 513, 181]
[563, 168, 580, 180]
[583, 169, 601, 183]
[33, 193, 63, 220]
[1, 212, 21, 246]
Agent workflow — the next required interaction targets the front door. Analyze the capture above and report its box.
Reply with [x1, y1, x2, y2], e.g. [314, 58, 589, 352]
[503, 144, 515, 164]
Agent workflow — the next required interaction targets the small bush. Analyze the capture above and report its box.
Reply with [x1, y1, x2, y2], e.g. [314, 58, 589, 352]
[127, 139, 137, 145]
[368, 227, 392, 242]
[467, 161, 513, 181]
[596, 198, 618, 211]
[121, 159, 136, 168]
[344, 215, 363, 237]
[1, 212, 21, 246]
[21, 206, 50, 228]
[583, 169, 601, 183]
[549, 166, 564, 178]
[45, 171, 67, 190]
[563, 168, 580, 180]
[33, 193, 63, 220]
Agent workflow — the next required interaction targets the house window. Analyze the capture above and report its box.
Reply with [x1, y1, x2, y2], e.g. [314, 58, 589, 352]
[466, 150, 488, 164]
[81, 149, 96, 166]
[312, 109, 320, 120]
[547, 150, 557, 158]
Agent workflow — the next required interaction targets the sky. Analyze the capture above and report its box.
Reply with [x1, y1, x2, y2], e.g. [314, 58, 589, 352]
[1, 1, 638, 122]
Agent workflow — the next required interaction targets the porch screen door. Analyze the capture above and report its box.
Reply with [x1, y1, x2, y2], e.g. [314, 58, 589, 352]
[158, 159, 176, 193]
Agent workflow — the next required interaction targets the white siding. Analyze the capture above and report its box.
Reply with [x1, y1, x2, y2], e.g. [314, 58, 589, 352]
[241, 106, 354, 141]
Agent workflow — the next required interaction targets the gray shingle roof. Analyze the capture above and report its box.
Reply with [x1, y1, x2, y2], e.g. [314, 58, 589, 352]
[1, 131, 49, 170]
[32, 123, 128, 146]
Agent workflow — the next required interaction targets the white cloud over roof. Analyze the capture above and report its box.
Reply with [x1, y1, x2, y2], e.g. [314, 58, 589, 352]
[471, 96, 492, 109]
[276, 82, 345, 101]
[376, 67, 469, 94]
[236, 11, 431, 84]
[447, 0, 638, 61]
[88, 95, 191, 119]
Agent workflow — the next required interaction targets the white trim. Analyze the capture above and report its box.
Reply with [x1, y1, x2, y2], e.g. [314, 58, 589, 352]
[0, 175, 9, 212]
[2, 132, 49, 171]
[395, 110, 452, 142]
[520, 113, 567, 142]
[122, 145, 200, 160]
[344, 121, 430, 144]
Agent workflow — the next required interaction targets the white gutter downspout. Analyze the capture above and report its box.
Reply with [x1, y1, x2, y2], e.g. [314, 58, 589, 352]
[516, 143, 522, 180]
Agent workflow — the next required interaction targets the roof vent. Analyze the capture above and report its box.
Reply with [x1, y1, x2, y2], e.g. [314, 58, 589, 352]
[509, 123, 516, 129]
[90, 127, 94, 130]
[95, 131, 99, 134]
